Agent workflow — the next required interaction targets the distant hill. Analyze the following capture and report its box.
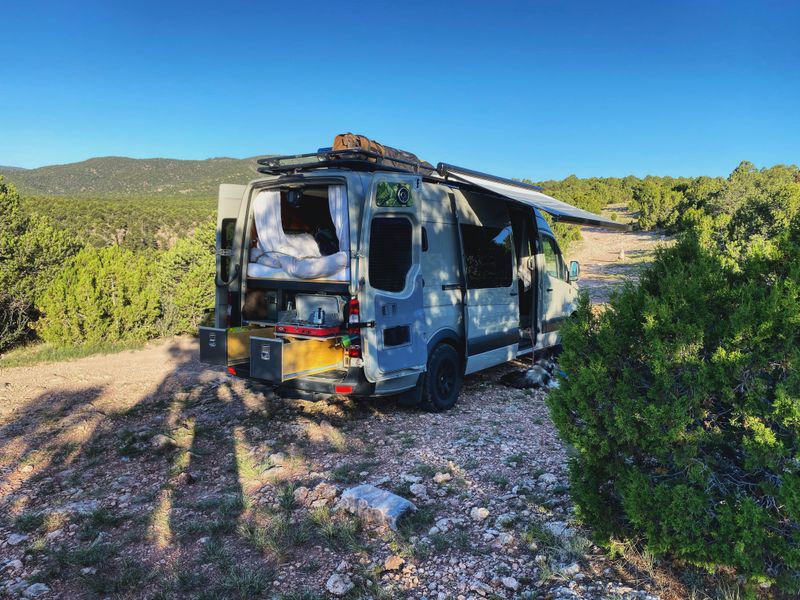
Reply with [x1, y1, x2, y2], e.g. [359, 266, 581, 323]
[0, 156, 270, 198]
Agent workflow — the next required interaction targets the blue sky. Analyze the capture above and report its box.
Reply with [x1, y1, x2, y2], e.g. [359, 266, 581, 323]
[2, 0, 798, 179]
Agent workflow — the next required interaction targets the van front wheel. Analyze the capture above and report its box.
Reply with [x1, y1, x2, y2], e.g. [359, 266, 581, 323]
[420, 344, 463, 412]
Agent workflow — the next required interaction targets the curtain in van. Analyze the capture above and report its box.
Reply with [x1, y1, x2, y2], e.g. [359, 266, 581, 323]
[328, 185, 350, 278]
[250, 189, 349, 280]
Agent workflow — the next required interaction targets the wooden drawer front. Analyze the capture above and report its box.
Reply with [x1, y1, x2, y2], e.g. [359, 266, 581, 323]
[250, 336, 342, 382]
[227, 326, 274, 363]
[200, 326, 274, 365]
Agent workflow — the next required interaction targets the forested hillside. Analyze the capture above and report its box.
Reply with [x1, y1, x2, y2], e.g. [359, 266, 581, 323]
[0, 156, 264, 198]
[1, 155, 269, 250]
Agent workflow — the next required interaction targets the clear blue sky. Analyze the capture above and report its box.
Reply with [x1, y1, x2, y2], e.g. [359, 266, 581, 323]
[2, 0, 798, 179]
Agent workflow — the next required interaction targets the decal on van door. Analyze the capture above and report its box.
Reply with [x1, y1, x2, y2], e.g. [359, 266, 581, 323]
[376, 182, 414, 207]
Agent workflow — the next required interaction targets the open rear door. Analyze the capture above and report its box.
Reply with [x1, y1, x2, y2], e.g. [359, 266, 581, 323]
[359, 174, 427, 382]
[215, 184, 246, 328]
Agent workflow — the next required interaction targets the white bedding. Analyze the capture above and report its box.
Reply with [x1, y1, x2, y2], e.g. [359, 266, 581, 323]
[249, 187, 350, 281]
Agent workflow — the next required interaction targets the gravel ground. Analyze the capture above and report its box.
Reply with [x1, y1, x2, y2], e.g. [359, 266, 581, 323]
[0, 337, 692, 599]
[0, 221, 703, 599]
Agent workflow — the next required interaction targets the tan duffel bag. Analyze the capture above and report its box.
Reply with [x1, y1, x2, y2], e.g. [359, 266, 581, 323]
[332, 133, 434, 174]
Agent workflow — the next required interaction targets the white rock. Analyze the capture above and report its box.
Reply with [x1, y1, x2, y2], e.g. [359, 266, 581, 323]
[538, 472, 558, 485]
[7, 534, 29, 546]
[561, 562, 580, 576]
[470, 507, 490, 521]
[544, 521, 575, 538]
[23, 583, 50, 598]
[428, 526, 440, 536]
[409, 483, 428, 498]
[501, 576, 519, 591]
[496, 532, 514, 546]
[5, 559, 23, 571]
[326, 573, 354, 596]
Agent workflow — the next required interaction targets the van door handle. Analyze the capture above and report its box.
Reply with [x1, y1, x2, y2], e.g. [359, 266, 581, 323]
[546, 288, 553, 292]
[509, 291, 518, 296]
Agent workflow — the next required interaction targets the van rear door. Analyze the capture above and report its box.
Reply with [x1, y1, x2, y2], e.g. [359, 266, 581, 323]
[215, 184, 246, 328]
[359, 174, 427, 382]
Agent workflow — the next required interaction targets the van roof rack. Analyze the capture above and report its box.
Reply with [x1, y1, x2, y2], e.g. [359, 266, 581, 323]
[257, 149, 434, 176]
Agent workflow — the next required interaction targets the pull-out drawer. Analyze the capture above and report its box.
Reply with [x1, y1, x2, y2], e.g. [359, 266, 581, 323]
[250, 336, 342, 382]
[199, 326, 275, 366]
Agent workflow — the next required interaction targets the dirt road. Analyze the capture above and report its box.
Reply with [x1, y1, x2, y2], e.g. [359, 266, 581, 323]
[567, 215, 671, 304]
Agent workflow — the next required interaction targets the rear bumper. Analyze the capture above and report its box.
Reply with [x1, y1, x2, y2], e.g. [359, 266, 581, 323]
[228, 365, 377, 399]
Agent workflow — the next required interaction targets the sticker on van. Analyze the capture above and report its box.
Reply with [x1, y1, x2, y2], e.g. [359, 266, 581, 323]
[376, 182, 414, 207]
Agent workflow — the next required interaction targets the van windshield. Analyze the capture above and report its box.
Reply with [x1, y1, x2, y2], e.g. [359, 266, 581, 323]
[248, 184, 350, 281]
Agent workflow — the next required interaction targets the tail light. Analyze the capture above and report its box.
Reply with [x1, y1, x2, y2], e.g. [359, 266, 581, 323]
[346, 297, 362, 359]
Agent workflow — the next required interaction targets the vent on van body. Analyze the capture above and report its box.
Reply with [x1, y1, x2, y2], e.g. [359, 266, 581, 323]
[369, 218, 412, 292]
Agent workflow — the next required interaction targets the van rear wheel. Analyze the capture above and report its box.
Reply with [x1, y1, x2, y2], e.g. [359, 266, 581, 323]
[420, 344, 463, 412]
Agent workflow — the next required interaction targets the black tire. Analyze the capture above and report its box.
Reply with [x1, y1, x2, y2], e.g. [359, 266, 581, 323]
[420, 343, 463, 412]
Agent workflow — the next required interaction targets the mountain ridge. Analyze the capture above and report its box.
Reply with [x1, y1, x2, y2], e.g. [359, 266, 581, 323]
[0, 155, 272, 198]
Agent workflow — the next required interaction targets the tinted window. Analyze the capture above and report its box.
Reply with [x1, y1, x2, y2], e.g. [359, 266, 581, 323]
[461, 224, 513, 289]
[541, 236, 564, 279]
[369, 217, 412, 292]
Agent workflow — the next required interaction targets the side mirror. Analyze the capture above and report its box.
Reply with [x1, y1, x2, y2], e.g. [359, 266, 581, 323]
[569, 260, 580, 282]
[526, 256, 536, 270]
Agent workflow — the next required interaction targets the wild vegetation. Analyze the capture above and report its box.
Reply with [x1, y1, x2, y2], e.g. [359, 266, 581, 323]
[0, 177, 216, 355]
[549, 162, 800, 594]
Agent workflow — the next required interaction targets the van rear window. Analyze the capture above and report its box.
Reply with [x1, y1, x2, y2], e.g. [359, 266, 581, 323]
[369, 217, 412, 292]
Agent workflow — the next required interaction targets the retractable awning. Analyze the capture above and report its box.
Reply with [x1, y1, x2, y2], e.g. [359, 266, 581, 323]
[437, 163, 630, 231]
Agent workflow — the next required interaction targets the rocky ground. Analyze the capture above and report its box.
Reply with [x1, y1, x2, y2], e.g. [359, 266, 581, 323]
[1, 218, 712, 599]
[1, 335, 705, 600]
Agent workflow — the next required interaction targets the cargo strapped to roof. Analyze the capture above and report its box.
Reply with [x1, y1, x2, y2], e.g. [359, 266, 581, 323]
[437, 163, 630, 231]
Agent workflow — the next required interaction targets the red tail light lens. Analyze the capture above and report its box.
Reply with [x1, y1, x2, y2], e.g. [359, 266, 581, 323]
[335, 385, 354, 394]
[346, 297, 362, 358]
[227, 366, 237, 376]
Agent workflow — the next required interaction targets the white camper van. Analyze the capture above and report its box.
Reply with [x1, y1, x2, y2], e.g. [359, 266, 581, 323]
[200, 140, 626, 411]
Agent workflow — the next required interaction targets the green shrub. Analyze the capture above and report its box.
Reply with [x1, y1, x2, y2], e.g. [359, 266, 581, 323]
[0, 177, 82, 351]
[36, 246, 161, 346]
[0, 293, 30, 353]
[157, 219, 215, 335]
[548, 225, 800, 591]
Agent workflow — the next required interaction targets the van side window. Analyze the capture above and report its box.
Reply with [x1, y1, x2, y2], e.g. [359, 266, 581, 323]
[369, 217, 412, 292]
[461, 224, 513, 289]
[541, 235, 565, 279]
[220, 218, 237, 281]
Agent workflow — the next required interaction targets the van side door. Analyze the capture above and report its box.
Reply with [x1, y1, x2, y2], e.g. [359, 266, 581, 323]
[538, 233, 576, 347]
[458, 200, 519, 374]
[359, 174, 427, 382]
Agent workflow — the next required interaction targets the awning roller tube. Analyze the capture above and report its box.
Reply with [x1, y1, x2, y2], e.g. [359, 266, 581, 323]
[437, 163, 630, 231]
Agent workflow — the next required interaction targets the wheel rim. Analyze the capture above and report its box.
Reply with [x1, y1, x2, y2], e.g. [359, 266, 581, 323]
[435, 358, 456, 399]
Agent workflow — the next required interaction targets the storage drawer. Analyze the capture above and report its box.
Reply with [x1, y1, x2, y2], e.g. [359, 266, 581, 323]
[250, 336, 343, 382]
[199, 326, 275, 366]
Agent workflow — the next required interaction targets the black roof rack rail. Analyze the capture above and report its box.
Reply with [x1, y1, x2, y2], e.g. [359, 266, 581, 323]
[257, 149, 433, 176]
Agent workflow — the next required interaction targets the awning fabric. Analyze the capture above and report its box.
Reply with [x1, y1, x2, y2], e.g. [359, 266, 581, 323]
[438, 163, 630, 231]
